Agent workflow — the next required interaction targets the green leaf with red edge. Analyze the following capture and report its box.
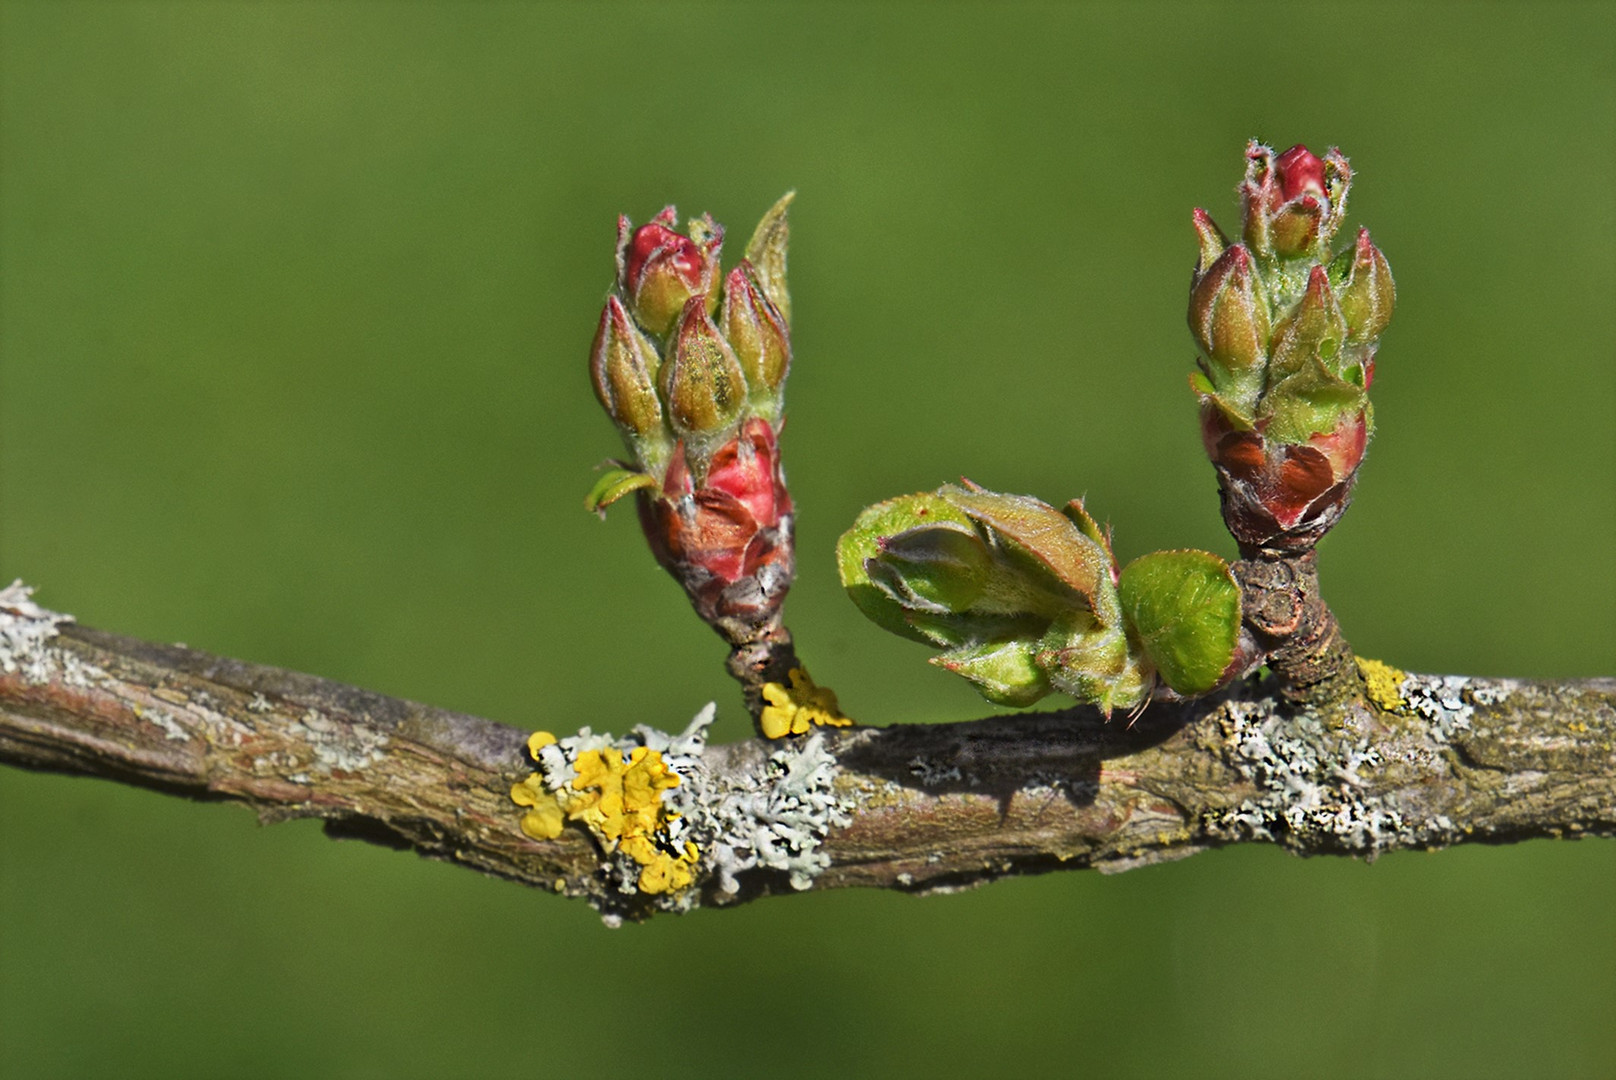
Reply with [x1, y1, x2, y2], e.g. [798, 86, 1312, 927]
[837, 492, 979, 645]
[938, 483, 1115, 622]
[1118, 549, 1241, 695]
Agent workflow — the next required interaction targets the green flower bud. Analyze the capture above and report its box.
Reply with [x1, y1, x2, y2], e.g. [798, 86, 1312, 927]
[660, 297, 748, 445]
[1267, 265, 1348, 384]
[589, 295, 668, 451]
[721, 264, 791, 413]
[1331, 227, 1396, 345]
[1188, 244, 1271, 412]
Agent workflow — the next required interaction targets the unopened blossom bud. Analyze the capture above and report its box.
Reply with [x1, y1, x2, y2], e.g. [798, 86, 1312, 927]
[1268, 266, 1349, 382]
[1241, 142, 1351, 260]
[590, 295, 668, 452]
[1188, 244, 1271, 409]
[588, 197, 807, 727]
[616, 209, 722, 336]
[721, 264, 791, 413]
[1331, 227, 1396, 345]
[1191, 141, 1387, 552]
[661, 297, 747, 444]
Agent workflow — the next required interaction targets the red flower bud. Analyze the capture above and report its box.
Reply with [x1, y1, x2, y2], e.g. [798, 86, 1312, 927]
[615, 209, 722, 336]
[1241, 141, 1351, 259]
[1274, 145, 1327, 201]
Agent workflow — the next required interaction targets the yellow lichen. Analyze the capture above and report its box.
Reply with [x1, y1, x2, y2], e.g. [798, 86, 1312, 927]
[1357, 657, 1409, 714]
[509, 738, 700, 896]
[510, 773, 565, 840]
[759, 668, 855, 739]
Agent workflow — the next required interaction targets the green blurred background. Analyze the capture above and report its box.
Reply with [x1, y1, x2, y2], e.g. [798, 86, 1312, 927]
[2, 2, 1612, 1076]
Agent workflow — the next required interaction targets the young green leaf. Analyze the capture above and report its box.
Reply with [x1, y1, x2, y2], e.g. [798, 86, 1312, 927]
[1117, 550, 1241, 695]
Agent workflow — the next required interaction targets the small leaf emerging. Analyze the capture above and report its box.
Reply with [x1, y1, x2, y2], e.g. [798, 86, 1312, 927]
[1118, 550, 1241, 695]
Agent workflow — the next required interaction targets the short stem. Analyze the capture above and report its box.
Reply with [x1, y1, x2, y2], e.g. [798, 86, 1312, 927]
[723, 618, 800, 722]
[1233, 547, 1357, 706]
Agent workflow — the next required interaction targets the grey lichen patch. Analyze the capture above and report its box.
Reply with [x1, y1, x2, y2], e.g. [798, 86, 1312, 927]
[523, 704, 851, 919]
[289, 708, 390, 773]
[1399, 673, 1483, 740]
[701, 730, 851, 895]
[1205, 690, 1466, 855]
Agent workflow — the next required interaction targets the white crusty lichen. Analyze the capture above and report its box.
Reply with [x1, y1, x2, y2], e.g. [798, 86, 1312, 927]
[289, 708, 389, 773]
[512, 703, 851, 920]
[1206, 684, 1475, 855]
[0, 580, 75, 684]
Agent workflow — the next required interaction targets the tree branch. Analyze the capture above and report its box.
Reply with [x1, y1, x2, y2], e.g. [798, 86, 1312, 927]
[2, 582, 1610, 920]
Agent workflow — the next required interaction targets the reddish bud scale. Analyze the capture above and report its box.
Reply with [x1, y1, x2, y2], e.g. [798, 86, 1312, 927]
[1200, 403, 1369, 552]
[637, 418, 795, 642]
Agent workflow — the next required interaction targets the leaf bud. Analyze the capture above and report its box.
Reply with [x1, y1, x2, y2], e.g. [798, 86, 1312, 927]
[743, 191, 794, 324]
[1191, 208, 1228, 275]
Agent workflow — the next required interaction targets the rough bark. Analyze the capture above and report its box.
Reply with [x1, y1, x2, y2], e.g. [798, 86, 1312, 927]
[2, 585, 1611, 920]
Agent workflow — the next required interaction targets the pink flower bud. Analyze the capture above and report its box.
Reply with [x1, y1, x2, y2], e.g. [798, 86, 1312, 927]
[1274, 145, 1327, 201]
[1188, 245, 1271, 408]
[615, 209, 722, 336]
[1241, 142, 1352, 259]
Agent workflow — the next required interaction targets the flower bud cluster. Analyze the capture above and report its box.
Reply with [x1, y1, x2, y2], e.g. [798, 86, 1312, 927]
[838, 482, 1242, 715]
[591, 197, 793, 479]
[1188, 142, 1395, 551]
[587, 195, 799, 648]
